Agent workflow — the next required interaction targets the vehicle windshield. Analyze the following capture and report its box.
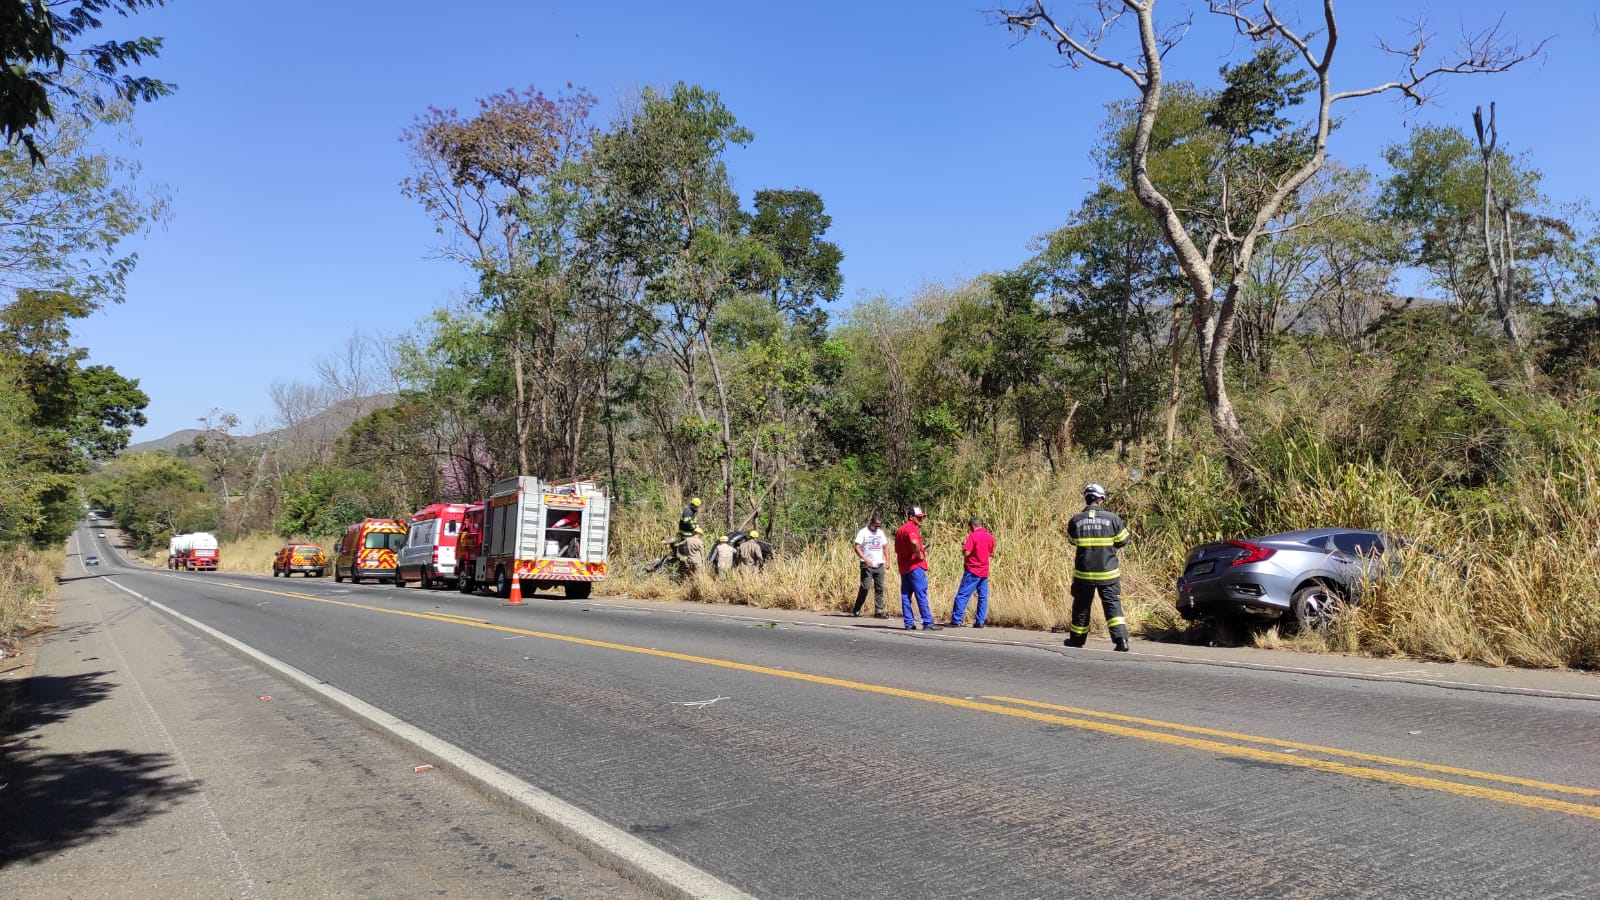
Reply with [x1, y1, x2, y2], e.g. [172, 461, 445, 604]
[364, 531, 405, 550]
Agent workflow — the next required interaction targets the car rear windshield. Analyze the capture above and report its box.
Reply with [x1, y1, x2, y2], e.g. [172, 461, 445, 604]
[364, 531, 405, 550]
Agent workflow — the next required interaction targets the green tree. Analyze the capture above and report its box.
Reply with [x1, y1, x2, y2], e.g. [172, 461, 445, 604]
[747, 188, 844, 340]
[0, 101, 167, 308]
[1000, 0, 1539, 473]
[1, 0, 173, 164]
[86, 451, 214, 549]
[589, 82, 780, 530]
[402, 86, 599, 477]
[0, 288, 147, 542]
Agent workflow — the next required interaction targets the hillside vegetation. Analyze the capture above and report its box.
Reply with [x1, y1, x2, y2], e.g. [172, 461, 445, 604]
[84, 8, 1600, 669]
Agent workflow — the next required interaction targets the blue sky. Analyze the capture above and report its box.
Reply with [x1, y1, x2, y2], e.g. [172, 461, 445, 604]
[69, 1, 1599, 441]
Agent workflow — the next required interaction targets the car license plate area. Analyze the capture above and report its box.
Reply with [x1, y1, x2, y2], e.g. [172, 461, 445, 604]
[1185, 560, 1215, 576]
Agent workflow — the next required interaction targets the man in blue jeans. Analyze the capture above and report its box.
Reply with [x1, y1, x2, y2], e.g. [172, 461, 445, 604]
[948, 517, 995, 627]
[894, 506, 942, 631]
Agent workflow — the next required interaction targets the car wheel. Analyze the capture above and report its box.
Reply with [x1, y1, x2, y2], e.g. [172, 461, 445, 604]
[1292, 582, 1345, 632]
[334, 567, 344, 583]
[394, 569, 406, 587]
[421, 568, 434, 590]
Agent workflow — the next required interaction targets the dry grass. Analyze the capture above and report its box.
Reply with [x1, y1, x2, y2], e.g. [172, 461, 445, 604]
[216, 533, 335, 576]
[1, 544, 63, 654]
[608, 443, 1600, 670]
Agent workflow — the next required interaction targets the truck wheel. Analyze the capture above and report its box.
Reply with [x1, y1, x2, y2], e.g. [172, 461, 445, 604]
[334, 567, 343, 583]
[458, 572, 475, 595]
[394, 569, 405, 587]
[421, 568, 434, 590]
[564, 582, 592, 600]
[494, 567, 510, 599]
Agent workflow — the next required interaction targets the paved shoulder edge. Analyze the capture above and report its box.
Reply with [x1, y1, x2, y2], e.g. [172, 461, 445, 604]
[99, 577, 755, 900]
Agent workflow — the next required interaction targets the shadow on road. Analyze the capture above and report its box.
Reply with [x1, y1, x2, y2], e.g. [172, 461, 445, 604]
[0, 746, 196, 867]
[0, 670, 197, 867]
[0, 670, 115, 733]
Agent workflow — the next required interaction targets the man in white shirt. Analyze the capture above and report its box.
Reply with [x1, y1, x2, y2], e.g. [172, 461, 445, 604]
[851, 515, 889, 618]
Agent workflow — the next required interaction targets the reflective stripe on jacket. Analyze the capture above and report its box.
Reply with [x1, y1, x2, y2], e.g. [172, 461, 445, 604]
[1067, 505, 1129, 581]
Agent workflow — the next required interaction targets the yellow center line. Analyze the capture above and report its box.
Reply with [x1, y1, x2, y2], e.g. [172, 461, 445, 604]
[220, 582, 1600, 822]
[983, 695, 1598, 797]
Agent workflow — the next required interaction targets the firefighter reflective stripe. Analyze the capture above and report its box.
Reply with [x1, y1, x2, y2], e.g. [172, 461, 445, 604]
[1107, 616, 1126, 628]
[1067, 504, 1129, 582]
[1073, 568, 1120, 581]
[1069, 623, 1090, 635]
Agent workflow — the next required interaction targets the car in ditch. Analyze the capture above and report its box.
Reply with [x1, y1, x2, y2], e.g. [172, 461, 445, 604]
[1175, 528, 1410, 631]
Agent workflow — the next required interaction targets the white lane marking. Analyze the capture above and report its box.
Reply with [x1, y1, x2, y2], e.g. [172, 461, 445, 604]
[100, 577, 753, 900]
[92, 578, 260, 898]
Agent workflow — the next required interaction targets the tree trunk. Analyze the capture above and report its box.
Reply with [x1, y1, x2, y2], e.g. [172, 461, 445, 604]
[510, 335, 530, 476]
[699, 325, 736, 532]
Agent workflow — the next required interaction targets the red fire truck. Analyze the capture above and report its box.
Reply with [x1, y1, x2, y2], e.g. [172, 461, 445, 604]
[459, 477, 610, 600]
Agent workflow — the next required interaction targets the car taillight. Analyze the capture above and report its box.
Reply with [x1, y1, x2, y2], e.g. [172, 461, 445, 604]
[1226, 540, 1276, 567]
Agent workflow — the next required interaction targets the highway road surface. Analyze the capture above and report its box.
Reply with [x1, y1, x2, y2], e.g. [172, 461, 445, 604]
[73, 525, 1600, 898]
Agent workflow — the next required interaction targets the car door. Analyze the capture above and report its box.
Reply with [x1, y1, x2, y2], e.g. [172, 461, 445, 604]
[1329, 531, 1389, 596]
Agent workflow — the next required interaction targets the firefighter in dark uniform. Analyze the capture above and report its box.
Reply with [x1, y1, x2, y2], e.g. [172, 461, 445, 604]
[1065, 483, 1131, 652]
[678, 497, 702, 539]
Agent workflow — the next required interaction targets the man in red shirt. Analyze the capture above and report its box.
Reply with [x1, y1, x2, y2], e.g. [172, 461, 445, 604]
[894, 506, 941, 631]
[948, 517, 995, 627]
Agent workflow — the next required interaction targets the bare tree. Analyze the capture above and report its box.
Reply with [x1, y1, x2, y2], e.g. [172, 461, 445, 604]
[1000, 0, 1542, 470]
[1473, 102, 1536, 382]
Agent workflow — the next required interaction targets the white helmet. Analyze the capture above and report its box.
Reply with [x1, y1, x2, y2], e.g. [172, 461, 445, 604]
[1084, 483, 1107, 502]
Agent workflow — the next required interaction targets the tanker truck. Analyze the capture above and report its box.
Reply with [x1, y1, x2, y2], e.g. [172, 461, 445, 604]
[168, 532, 220, 571]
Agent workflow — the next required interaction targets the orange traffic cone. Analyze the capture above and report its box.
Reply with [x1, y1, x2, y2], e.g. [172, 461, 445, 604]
[507, 572, 523, 605]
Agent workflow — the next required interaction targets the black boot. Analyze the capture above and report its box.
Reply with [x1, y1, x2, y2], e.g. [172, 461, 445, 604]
[1113, 637, 1130, 652]
[1063, 635, 1086, 648]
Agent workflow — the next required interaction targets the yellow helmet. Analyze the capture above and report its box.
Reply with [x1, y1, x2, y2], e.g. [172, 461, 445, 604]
[690, 497, 702, 507]
[748, 529, 760, 539]
[694, 527, 703, 534]
[720, 534, 730, 542]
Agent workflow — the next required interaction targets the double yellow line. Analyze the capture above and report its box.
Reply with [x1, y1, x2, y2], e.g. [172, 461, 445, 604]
[221, 581, 1600, 821]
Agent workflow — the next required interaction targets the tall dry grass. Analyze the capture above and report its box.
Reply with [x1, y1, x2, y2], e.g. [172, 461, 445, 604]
[216, 533, 335, 576]
[1, 544, 63, 651]
[608, 439, 1600, 669]
[607, 455, 1172, 633]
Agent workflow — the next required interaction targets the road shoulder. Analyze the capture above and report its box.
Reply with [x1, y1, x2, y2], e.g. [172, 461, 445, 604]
[0, 567, 643, 899]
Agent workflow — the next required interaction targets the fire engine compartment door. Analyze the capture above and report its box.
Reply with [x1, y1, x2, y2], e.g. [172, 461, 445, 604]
[584, 497, 609, 562]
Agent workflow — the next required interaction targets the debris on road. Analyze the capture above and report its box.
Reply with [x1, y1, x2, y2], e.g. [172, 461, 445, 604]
[258, 695, 272, 701]
[673, 696, 730, 709]
[414, 764, 434, 773]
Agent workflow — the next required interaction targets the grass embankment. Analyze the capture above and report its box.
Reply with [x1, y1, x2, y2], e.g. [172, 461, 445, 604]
[608, 448, 1600, 670]
[0, 545, 64, 663]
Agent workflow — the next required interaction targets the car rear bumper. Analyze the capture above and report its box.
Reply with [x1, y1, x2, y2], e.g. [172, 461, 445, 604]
[1175, 577, 1293, 619]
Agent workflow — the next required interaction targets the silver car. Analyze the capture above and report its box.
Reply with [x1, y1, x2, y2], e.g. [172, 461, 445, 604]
[1175, 528, 1401, 630]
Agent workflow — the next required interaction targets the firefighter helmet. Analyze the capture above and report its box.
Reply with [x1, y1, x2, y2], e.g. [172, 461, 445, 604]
[690, 497, 701, 507]
[1084, 483, 1107, 502]
[749, 529, 760, 539]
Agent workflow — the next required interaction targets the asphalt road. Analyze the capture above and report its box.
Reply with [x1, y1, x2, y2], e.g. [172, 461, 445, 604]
[83, 529, 1600, 899]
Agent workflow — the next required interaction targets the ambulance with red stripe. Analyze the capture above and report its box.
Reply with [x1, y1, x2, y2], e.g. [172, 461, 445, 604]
[395, 502, 470, 589]
[461, 476, 610, 600]
[332, 518, 407, 584]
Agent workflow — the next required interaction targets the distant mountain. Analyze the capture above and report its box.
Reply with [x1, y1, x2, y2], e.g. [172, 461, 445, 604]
[124, 394, 396, 455]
